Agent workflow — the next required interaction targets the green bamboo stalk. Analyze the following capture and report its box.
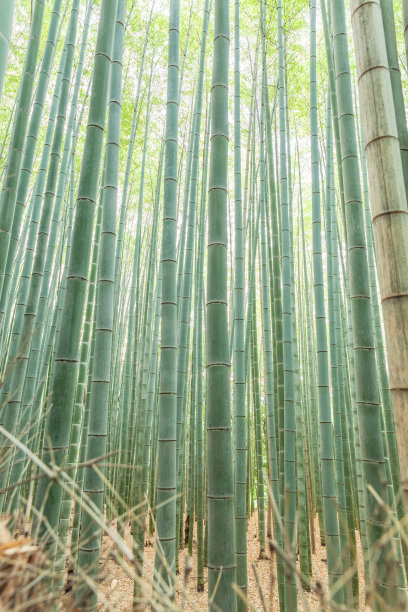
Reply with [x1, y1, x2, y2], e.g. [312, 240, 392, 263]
[277, 0, 297, 608]
[0, 8, 79, 511]
[176, 0, 209, 563]
[69, 202, 102, 572]
[324, 94, 354, 605]
[0, 1, 15, 102]
[7, 2, 94, 517]
[351, 0, 408, 519]
[114, 4, 154, 304]
[331, 0, 402, 602]
[196, 105, 209, 594]
[154, 0, 180, 596]
[260, 192, 280, 548]
[0, 0, 65, 330]
[75, 2, 124, 607]
[0, 0, 46, 303]
[233, 0, 247, 606]
[250, 288, 265, 556]
[379, 0, 408, 198]
[402, 0, 408, 68]
[33, 0, 118, 548]
[310, 0, 344, 604]
[206, 1, 236, 609]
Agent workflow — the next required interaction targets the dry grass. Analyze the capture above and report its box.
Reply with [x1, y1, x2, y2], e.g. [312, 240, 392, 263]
[0, 428, 404, 611]
[79, 513, 366, 611]
[0, 519, 50, 611]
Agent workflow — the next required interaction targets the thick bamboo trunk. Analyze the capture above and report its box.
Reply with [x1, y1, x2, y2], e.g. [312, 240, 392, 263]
[351, 0, 408, 512]
[154, 0, 180, 596]
[206, 2, 237, 610]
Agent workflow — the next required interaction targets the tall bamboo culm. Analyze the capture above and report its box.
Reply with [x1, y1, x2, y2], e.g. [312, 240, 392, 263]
[207, 1, 237, 610]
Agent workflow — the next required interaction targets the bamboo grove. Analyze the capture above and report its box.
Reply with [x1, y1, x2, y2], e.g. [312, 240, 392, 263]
[0, 0, 408, 610]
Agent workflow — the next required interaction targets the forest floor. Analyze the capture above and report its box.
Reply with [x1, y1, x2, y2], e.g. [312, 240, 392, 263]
[91, 513, 366, 611]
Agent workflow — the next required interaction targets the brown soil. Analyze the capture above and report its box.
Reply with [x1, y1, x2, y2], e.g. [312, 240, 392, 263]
[92, 513, 366, 611]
